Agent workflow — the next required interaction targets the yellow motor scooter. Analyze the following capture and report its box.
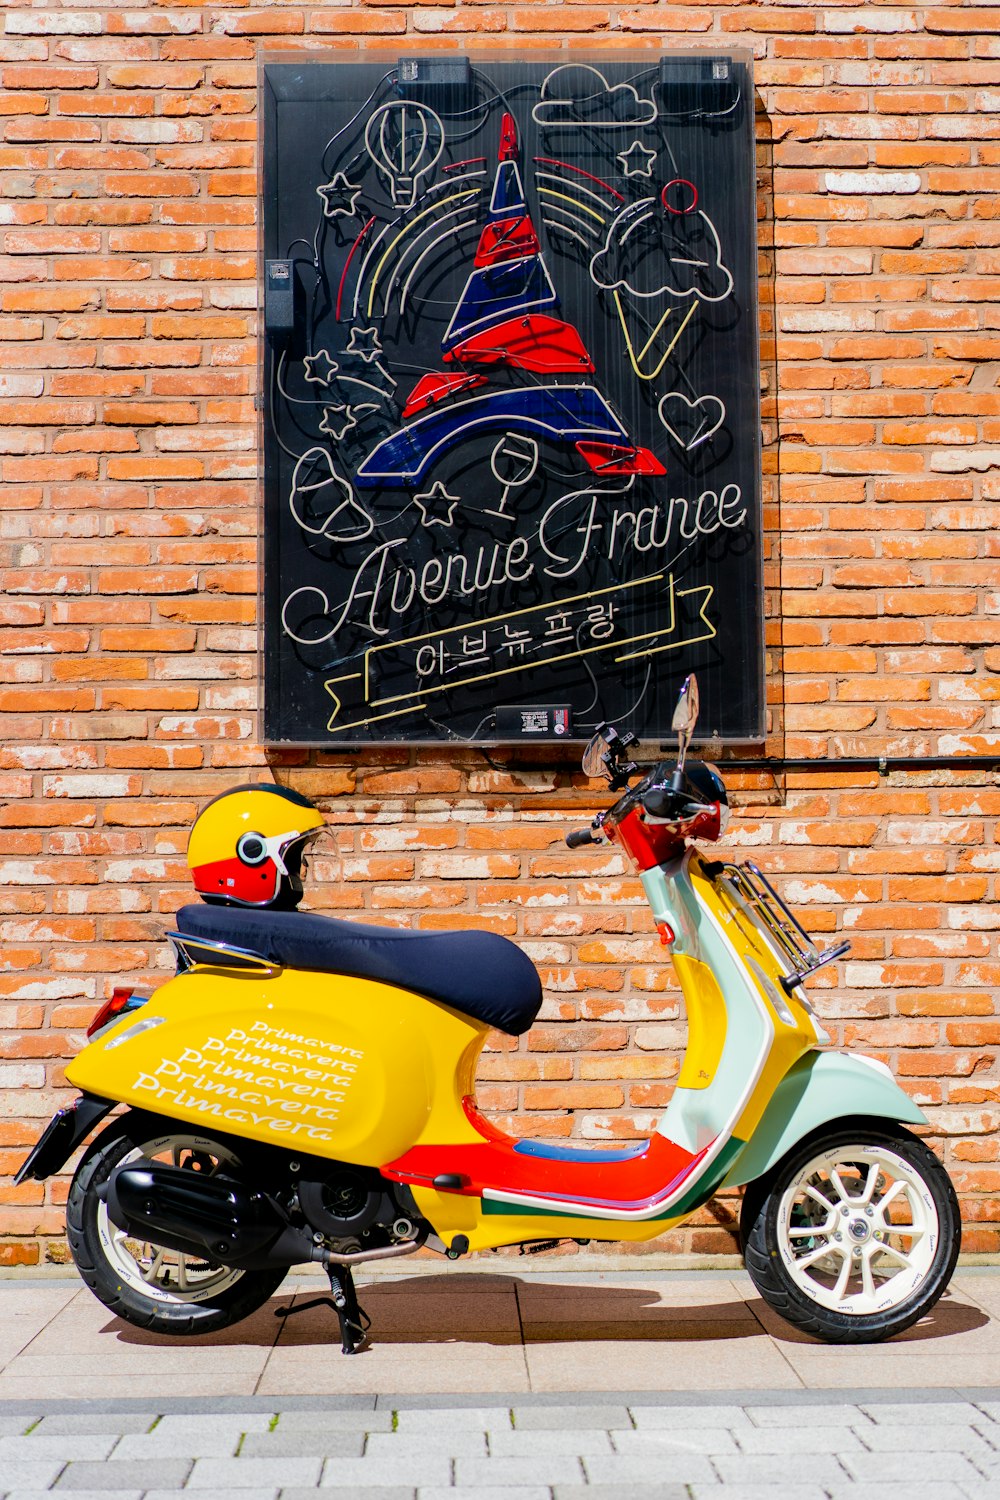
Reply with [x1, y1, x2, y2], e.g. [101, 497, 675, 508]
[17, 677, 959, 1352]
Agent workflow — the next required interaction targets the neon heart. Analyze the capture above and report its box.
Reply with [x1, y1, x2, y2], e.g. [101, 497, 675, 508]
[657, 393, 725, 451]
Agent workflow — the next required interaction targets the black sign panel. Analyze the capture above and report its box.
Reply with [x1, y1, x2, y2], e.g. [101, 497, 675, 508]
[261, 54, 762, 744]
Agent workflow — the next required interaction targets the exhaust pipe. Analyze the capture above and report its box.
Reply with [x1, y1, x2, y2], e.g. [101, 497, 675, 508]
[104, 1163, 315, 1269]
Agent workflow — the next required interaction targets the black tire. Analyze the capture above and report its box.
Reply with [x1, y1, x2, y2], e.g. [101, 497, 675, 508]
[742, 1121, 960, 1344]
[66, 1113, 287, 1336]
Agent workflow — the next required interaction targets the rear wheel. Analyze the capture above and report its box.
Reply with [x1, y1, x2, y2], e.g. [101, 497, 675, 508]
[66, 1115, 287, 1335]
[742, 1123, 960, 1344]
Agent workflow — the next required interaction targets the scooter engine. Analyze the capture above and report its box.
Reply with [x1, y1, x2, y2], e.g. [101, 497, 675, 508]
[295, 1167, 418, 1247]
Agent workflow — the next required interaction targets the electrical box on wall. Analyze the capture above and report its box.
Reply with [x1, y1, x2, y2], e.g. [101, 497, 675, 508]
[264, 259, 297, 340]
[260, 53, 763, 746]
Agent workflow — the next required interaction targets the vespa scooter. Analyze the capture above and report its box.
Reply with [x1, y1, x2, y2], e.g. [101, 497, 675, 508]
[17, 676, 959, 1351]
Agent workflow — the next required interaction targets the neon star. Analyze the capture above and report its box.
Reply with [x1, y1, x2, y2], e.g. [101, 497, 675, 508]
[316, 173, 363, 219]
[303, 349, 339, 386]
[413, 481, 460, 529]
[345, 325, 384, 364]
[319, 402, 379, 441]
[318, 406, 359, 442]
[617, 141, 657, 179]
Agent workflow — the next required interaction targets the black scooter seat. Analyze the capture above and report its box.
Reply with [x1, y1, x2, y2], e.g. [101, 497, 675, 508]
[174, 904, 543, 1038]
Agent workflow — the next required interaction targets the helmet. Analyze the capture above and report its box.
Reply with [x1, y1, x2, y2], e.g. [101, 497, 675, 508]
[187, 783, 325, 909]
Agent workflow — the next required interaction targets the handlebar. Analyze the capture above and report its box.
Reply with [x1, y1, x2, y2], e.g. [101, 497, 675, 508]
[642, 784, 714, 822]
[565, 777, 718, 851]
[565, 826, 599, 849]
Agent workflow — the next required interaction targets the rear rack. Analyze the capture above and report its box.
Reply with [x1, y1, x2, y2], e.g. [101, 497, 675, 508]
[166, 931, 279, 976]
[719, 861, 851, 995]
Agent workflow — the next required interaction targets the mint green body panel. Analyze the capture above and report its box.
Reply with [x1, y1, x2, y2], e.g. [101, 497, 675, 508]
[640, 859, 771, 1157]
[718, 1050, 928, 1190]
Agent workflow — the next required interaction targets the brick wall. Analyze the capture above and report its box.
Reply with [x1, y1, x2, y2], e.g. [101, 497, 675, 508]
[1, 3, 998, 1266]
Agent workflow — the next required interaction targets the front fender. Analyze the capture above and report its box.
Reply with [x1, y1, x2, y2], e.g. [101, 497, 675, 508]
[720, 1051, 927, 1190]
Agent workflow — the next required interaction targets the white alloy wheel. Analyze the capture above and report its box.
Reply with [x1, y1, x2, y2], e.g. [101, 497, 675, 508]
[775, 1143, 938, 1316]
[96, 1132, 245, 1305]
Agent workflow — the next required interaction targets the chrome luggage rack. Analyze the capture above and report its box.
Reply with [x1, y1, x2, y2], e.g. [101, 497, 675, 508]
[718, 860, 851, 995]
[166, 931, 279, 976]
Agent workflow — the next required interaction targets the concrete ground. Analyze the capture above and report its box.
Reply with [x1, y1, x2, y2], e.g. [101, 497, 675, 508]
[0, 1266, 998, 1497]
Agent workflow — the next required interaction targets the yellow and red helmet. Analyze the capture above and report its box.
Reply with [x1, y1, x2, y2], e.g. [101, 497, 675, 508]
[187, 783, 325, 909]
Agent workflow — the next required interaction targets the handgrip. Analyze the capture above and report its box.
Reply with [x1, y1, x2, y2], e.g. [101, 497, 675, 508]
[565, 826, 597, 849]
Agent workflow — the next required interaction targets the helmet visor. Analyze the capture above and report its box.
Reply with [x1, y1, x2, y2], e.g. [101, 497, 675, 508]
[237, 827, 315, 877]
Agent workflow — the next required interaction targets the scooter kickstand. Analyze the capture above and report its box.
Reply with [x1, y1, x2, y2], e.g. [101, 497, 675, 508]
[327, 1264, 371, 1356]
[272, 1264, 371, 1354]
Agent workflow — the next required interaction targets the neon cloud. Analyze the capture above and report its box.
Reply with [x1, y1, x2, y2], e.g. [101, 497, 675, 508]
[532, 65, 658, 128]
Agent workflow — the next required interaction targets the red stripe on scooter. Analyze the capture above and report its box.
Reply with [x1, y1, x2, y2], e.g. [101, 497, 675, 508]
[383, 1098, 702, 1212]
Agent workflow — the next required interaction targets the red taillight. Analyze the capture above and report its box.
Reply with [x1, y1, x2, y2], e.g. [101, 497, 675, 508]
[87, 987, 138, 1039]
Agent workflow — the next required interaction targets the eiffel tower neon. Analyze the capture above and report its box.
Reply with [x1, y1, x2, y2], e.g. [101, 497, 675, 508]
[355, 113, 664, 488]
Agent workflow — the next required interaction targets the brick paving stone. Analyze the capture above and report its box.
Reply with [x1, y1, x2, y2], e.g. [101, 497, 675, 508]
[56, 1462, 191, 1491]
[856, 1424, 992, 1453]
[318, 1456, 451, 1487]
[273, 1411, 392, 1434]
[488, 1427, 614, 1455]
[839, 1452, 985, 1484]
[861, 1403, 982, 1425]
[151, 1492, 278, 1500]
[583, 1452, 718, 1485]
[630, 1405, 752, 1429]
[419, 1489, 552, 1500]
[553, 1487, 691, 1500]
[113, 1434, 244, 1462]
[710, 1455, 849, 1486]
[0, 1417, 37, 1436]
[32, 1417, 157, 1438]
[187, 1459, 322, 1490]
[148, 1416, 275, 1441]
[825, 1487, 971, 1500]
[239, 1432, 363, 1459]
[364, 1431, 487, 1459]
[454, 1455, 584, 1486]
[392, 1408, 511, 1433]
[972, 1403, 1000, 1424]
[687, 1490, 837, 1500]
[0, 1436, 117, 1462]
[5, 1493, 143, 1500]
[745, 1404, 870, 1427]
[0, 1468, 65, 1496]
[612, 1427, 739, 1455]
[735, 1427, 864, 1454]
[512, 1404, 632, 1429]
[288, 1489, 412, 1500]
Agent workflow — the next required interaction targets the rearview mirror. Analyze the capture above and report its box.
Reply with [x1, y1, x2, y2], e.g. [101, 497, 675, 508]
[672, 674, 699, 774]
[581, 731, 607, 780]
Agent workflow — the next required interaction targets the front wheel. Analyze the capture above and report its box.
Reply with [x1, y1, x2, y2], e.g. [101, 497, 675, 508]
[742, 1123, 960, 1344]
[66, 1114, 288, 1336]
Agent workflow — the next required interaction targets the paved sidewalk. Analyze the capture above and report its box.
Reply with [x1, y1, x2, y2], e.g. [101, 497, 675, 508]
[0, 1269, 997, 1497]
[0, 1391, 998, 1499]
[1, 1267, 999, 1399]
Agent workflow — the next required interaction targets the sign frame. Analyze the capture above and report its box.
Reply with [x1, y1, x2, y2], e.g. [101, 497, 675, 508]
[259, 50, 764, 747]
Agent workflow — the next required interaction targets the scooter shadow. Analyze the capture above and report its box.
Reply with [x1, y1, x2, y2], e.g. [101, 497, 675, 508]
[101, 1273, 989, 1348]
